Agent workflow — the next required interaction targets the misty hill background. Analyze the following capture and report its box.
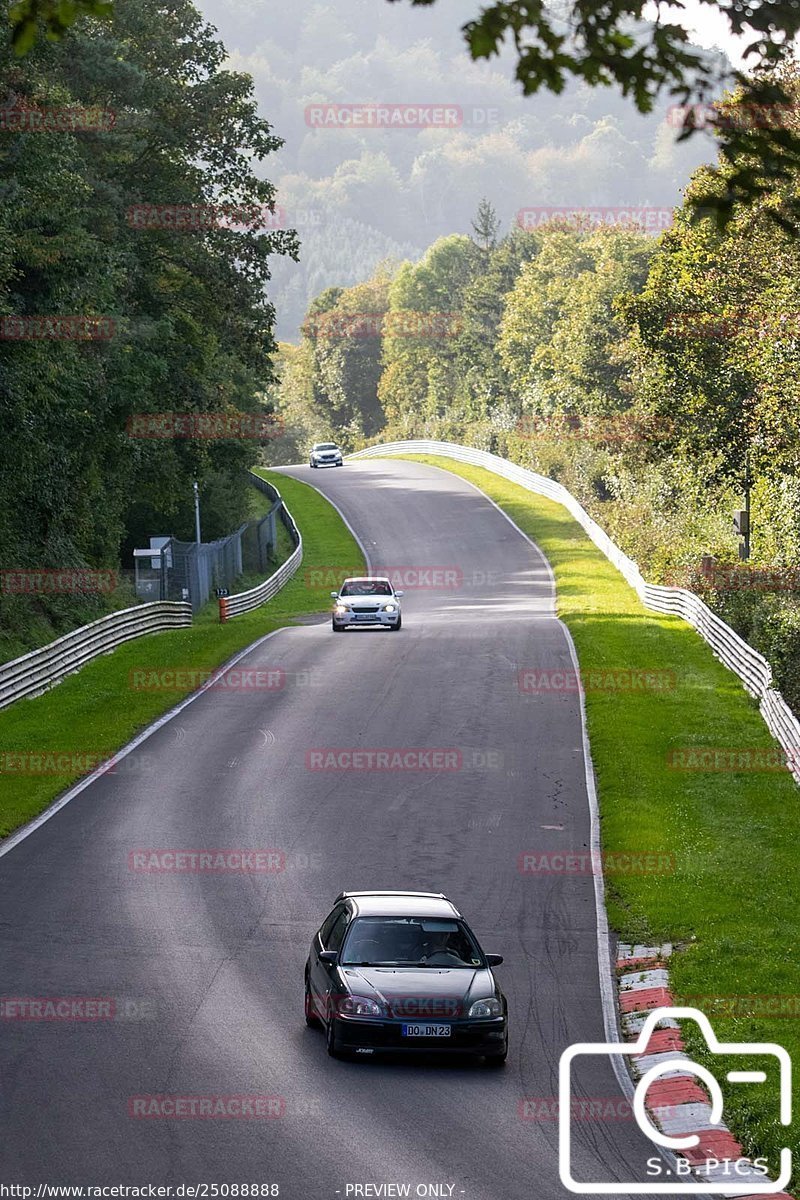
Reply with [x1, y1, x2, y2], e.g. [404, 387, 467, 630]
[199, 0, 726, 339]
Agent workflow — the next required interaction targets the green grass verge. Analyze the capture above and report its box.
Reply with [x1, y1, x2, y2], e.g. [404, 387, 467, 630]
[400, 453, 798, 1184]
[0, 469, 364, 841]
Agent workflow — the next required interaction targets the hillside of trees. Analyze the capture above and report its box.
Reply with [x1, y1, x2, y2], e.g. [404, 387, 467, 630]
[200, 0, 719, 338]
[269, 66, 800, 713]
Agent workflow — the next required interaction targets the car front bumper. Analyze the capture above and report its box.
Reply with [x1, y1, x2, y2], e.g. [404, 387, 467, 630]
[333, 611, 400, 628]
[334, 1015, 507, 1056]
[312, 457, 342, 467]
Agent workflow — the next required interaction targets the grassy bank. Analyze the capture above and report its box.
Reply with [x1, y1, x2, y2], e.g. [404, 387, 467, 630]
[0, 470, 364, 840]
[400, 453, 797, 1184]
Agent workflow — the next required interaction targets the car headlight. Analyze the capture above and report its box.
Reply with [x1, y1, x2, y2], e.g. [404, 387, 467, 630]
[382, 603, 396, 612]
[338, 995, 381, 1017]
[334, 604, 349, 615]
[468, 997, 502, 1019]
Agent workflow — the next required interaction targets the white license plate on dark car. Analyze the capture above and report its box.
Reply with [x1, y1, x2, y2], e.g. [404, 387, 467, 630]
[401, 1023, 451, 1037]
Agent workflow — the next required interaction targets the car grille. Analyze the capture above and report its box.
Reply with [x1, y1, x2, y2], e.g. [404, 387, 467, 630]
[352, 605, 380, 612]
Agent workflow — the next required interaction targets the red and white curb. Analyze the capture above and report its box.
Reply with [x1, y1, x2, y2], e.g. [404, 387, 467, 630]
[616, 943, 793, 1199]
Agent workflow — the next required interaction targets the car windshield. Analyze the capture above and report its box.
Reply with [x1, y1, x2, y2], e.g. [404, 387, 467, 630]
[340, 917, 484, 967]
[339, 579, 392, 596]
[314, 443, 337, 451]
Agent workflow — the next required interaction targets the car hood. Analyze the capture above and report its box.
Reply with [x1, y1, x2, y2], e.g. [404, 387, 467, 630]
[337, 595, 397, 604]
[340, 966, 494, 1018]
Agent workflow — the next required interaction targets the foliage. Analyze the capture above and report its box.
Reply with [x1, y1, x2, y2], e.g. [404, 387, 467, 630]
[500, 222, 653, 415]
[389, 0, 800, 225]
[0, 0, 297, 656]
[293, 66, 800, 719]
[7, 0, 112, 55]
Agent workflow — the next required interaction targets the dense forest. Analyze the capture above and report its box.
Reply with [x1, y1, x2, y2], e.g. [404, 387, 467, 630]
[0, 0, 295, 658]
[269, 65, 800, 713]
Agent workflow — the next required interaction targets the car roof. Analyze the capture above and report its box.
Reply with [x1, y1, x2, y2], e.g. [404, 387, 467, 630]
[340, 576, 392, 585]
[336, 890, 461, 918]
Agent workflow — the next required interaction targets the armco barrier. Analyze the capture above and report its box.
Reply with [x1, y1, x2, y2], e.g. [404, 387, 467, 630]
[350, 440, 800, 785]
[0, 602, 192, 710]
[219, 476, 302, 620]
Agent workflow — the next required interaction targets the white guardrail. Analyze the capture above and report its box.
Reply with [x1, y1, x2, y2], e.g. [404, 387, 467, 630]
[0, 601, 192, 711]
[219, 478, 303, 620]
[350, 439, 800, 785]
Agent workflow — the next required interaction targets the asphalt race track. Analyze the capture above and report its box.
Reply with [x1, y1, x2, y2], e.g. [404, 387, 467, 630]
[0, 458, 667, 1198]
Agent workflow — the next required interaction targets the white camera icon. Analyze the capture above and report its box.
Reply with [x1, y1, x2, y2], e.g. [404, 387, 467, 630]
[559, 1006, 792, 1194]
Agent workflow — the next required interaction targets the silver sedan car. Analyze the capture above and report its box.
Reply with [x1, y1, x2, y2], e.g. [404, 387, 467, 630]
[331, 577, 404, 632]
[309, 442, 343, 468]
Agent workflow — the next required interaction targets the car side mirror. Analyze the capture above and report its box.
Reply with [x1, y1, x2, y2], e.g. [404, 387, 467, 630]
[485, 953, 503, 967]
[395, 590, 404, 598]
[319, 950, 339, 965]
[330, 591, 338, 598]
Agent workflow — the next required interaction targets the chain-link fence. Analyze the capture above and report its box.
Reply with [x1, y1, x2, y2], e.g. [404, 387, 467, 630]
[133, 476, 284, 612]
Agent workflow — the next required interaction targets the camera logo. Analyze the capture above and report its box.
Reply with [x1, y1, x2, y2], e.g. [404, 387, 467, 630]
[559, 1007, 791, 1193]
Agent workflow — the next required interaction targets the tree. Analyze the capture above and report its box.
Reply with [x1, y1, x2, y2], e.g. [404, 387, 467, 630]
[378, 235, 482, 429]
[499, 222, 653, 417]
[451, 227, 541, 424]
[471, 199, 501, 255]
[0, 0, 297, 652]
[301, 272, 391, 440]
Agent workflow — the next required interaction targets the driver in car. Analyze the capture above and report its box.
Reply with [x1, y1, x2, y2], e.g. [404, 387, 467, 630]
[420, 927, 475, 966]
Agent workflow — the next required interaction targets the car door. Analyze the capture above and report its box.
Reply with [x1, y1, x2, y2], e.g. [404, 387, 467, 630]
[309, 904, 350, 1022]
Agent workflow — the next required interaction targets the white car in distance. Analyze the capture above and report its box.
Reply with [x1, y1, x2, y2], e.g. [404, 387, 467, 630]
[331, 577, 404, 632]
[309, 442, 343, 468]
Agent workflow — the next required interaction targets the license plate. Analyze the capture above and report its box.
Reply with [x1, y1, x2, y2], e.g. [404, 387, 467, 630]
[401, 1023, 451, 1038]
[354, 613, 378, 620]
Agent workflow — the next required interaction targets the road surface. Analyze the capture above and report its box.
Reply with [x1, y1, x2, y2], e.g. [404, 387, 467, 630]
[0, 458, 664, 1198]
